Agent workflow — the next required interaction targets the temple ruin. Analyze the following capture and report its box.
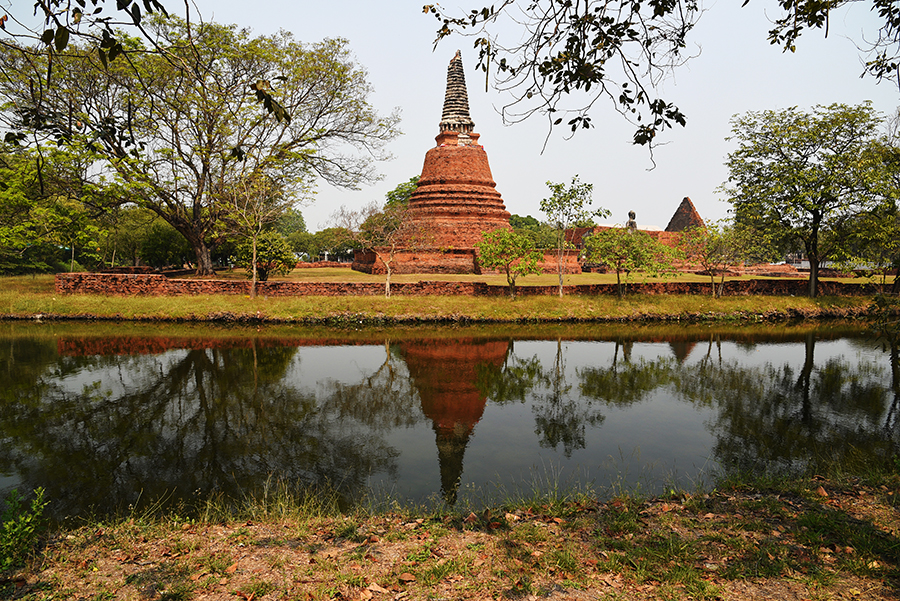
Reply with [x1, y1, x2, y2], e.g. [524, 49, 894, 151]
[353, 51, 512, 274]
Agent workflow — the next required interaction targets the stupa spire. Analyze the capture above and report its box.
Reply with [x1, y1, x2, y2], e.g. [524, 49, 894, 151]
[439, 50, 475, 137]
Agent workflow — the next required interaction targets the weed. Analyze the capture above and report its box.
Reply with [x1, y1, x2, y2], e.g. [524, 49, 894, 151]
[0, 488, 48, 572]
[239, 578, 277, 598]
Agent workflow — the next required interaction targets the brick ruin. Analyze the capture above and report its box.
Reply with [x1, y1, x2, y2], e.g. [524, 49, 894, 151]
[352, 51, 580, 275]
[665, 197, 705, 232]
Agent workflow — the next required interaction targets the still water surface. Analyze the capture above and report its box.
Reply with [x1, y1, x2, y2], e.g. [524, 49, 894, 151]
[1, 321, 897, 520]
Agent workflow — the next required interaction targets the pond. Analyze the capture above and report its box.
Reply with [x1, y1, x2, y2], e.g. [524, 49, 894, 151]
[0, 321, 897, 521]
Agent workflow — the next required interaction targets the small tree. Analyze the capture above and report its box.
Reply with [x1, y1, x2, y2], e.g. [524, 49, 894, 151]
[232, 231, 296, 282]
[219, 170, 296, 298]
[335, 202, 432, 297]
[678, 221, 772, 297]
[584, 228, 678, 298]
[540, 176, 610, 297]
[475, 229, 542, 297]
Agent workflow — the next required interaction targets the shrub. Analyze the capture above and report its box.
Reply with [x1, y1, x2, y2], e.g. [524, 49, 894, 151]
[0, 488, 48, 573]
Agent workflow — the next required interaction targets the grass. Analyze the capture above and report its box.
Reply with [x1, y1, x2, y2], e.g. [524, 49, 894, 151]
[5, 470, 900, 601]
[0, 272, 879, 324]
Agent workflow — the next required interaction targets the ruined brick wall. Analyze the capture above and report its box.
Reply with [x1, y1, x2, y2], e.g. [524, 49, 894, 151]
[55, 273, 478, 297]
[56, 273, 877, 298]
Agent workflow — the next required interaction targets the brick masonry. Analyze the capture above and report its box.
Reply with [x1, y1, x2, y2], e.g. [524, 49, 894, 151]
[56, 272, 878, 297]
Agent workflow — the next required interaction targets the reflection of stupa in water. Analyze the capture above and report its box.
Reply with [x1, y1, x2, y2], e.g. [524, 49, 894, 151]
[399, 339, 509, 504]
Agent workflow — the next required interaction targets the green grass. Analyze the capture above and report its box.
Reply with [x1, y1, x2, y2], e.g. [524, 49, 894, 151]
[0, 272, 876, 324]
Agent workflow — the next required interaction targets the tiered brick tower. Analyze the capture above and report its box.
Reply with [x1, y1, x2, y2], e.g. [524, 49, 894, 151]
[405, 50, 512, 249]
[352, 51, 512, 274]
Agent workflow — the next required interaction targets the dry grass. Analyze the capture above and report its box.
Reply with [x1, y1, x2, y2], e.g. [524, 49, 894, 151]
[6, 475, 900, 601]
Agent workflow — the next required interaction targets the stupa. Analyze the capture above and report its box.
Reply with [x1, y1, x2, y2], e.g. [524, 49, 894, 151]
[353, 51, 512, 274]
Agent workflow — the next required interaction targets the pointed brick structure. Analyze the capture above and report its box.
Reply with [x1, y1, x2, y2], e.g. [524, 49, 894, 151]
[352, 51, 514, 274]
[406, 51, 512, 249]
[665, 197, 705, 232]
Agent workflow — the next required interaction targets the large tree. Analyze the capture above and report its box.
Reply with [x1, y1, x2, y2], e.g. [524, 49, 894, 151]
[426, 0, 900, 147]
[0, 16, 400, 274]
[723, 103, 888, 298]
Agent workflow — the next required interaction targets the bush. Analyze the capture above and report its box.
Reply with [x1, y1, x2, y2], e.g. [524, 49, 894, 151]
[233, 231, 296, 281]
[0, 488, 47, 573]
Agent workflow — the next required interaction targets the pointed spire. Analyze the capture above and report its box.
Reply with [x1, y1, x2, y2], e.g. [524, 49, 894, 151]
[440, 50, 475, 136]
[665, 197, 706, 232]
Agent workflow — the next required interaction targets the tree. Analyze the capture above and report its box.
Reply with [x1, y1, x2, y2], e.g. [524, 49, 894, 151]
[583, 227, 678, 298]
[723, 103, 888, 298]
[540, 176, 609, 297]
[475, 229, 542, 297]
[0, 1, 293, 146]
[0, 17, 401, 275]
[335, 202, 433, 297]
[510, 214, 556, 248]
[0, 144, 114, 274]
[313, 227, 357, 261]
[383, 176, 420, 210]
[678, 221, 773, 297]
[426, 0, 900, 148]
[139, 220, 191, 269]
[232, 231, 296, 282]
[219, 169, 296, 298]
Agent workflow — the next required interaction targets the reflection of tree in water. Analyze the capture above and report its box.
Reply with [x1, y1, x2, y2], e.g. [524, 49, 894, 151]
[578, 339, 676, 407]
[322, 341, 423, 431]
[477, 340, 605, 459]
[673, 333, 900, 476]
[0, 338, 402, 519]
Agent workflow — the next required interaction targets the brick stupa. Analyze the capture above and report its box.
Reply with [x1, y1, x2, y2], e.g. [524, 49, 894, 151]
[353, 51, 512, 274]
[665, 197, 705, 232]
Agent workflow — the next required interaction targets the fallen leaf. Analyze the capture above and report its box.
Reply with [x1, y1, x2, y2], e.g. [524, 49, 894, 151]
[225, 563, 238, 574]
[464, 513, 478, 524]
[815, 486, 828, 497]
[398, 573, 416, 583]
[367, 583, 390, 594]
[359, 590, 373, 600]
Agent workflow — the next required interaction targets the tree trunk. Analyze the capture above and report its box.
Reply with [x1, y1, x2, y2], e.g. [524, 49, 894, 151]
[193, 241, 216, 276]
[250, 232, 258, 299]
[807, 253, 819, 298]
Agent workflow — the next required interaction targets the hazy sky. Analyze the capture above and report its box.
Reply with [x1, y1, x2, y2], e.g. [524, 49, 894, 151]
[147, 1, 900, 229]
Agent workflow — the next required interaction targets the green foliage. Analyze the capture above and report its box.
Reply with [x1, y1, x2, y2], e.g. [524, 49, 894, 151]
[723, 103, 887, 298]
[140, 221, 192, 269]
[384, 176, 420, 210]
[313, 228, 358, 261]
[540, 176, 610, 296]
[584, 228, 678, 297]
[475, 228, 543, 297]
[677, 221, 774, 297]
[232, 231, 296, 281]
[273, 208, 307, 236]
[1, 17, 400, 275]
[0, 488, 47, 573]
[510, 214, 557, 249]
[0, 146, 113, 274]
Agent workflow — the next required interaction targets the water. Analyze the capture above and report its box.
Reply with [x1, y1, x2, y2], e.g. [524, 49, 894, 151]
[0, 321, 896, 520]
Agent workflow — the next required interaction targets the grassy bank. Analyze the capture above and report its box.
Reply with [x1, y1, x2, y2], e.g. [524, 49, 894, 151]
[0, 274, 879, 323]
[4, 469, 900, 601]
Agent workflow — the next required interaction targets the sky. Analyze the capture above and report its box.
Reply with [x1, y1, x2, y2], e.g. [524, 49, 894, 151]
[87, 1, 900, 230]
